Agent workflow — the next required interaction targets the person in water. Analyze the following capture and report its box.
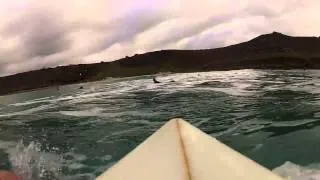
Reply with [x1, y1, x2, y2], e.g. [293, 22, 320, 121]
[0, 170, 21, 180]
[153, 77, 161, 84]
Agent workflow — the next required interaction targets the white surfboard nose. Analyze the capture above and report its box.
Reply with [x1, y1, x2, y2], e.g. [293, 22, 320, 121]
[97, 118, 284, 180]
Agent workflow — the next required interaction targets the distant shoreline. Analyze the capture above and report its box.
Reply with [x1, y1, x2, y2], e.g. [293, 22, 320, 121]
[2, 32, 320, 96]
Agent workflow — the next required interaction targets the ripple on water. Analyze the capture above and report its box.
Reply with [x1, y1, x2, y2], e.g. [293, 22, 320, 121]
[1, 69, 320, 179]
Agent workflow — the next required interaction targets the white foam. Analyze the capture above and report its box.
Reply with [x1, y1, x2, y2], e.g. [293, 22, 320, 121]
[97, 127, 146, 143]
[69, 163, 86, 170]
[8, 141, 62, 180]
[10, 100, 45, 107]
[59, 107, 104, 117]
[0, 104, 54, 117]
[63, 152, 88, 162]
[270, 119, 317, 128]
[101, 155, 112, 161]
[0, 139, 17, 153]
[9, 96, 53, 107]
[273, 161, 320, 180]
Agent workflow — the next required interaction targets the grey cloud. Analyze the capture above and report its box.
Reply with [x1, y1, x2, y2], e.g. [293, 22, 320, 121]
[0, 63, 9, 77]
[0, 10, 77, 75]
[0, 0, 316, 76]
[151, 13, 235, 49]
[0, 54, 72, 77]
[86, 9, 171, 55]
[245, 6, 279, 18]
[246, 0, 304, 18]
[4, 11, 71, 58]
[183, 31, 230, 50]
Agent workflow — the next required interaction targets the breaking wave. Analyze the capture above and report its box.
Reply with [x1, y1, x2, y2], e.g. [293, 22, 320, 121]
[8, 141, 61, 180]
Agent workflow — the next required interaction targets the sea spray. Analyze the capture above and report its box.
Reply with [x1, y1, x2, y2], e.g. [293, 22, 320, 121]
[8, 141, 61, 180]
[273, 161, 320, 180]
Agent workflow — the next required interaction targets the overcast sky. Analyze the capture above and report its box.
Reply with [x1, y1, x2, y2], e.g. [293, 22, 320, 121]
[0, 0, 319, 76]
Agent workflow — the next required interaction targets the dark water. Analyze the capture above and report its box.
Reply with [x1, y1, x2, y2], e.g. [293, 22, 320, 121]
[1, 69, 320, 179]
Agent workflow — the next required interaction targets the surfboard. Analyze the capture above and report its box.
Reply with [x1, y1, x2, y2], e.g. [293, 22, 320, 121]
[96, 118, 283, 180]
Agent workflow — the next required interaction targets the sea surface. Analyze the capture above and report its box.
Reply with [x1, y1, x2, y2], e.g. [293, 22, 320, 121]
[1, 69, 320, 180]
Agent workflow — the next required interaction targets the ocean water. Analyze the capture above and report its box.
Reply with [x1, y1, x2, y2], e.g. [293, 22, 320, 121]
[0, 69, 320, 179]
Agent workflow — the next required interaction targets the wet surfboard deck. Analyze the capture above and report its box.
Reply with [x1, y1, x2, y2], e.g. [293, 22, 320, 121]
[97, 118, 284, 180]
